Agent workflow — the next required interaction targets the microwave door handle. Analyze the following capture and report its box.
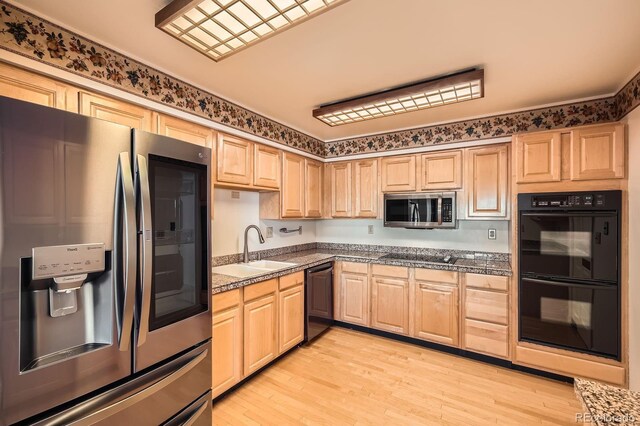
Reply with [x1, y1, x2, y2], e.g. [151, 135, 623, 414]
[116, 152, 136, 352]
[136, 154, 153, 347]
[437, 196, 443, 225]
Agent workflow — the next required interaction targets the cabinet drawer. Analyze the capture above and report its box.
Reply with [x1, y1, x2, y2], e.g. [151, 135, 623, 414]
[243, 279, 277, 302]
[213, 289, 241, 314]
[279, 271, 304, 291]
[371, 264, 409, 279]
[465, 289, 508, 325]
[415, 268, 458, 285]
[465, 273, 509, 291]
[464, 319, 508, 358]
[341, 262, 368, 275]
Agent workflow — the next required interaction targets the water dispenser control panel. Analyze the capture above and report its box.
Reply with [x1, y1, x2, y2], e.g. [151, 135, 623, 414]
[32, 243, 105, 280]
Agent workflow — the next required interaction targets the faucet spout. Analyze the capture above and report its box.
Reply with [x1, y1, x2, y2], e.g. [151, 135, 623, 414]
[243, 225, 265, 263]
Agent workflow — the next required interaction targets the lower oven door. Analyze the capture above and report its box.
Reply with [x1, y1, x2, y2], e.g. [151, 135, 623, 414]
[519, 277, 619, 359]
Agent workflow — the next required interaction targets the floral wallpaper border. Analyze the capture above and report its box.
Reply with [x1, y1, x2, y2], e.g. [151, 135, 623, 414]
[0, 0, 639, 159]
[0, 1, 326, 157]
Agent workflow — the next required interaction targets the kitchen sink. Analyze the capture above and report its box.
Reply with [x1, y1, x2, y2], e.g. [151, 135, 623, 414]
[211, 264, 269, 278]
[246, 260, 297, 270]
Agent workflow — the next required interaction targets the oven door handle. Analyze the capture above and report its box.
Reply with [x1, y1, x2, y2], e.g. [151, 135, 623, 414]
[522, 277, 617, 289]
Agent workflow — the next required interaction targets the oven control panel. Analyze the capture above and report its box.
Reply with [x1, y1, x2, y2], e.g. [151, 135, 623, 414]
[530, 193, 606, 208]
[520, 190, 620, 212]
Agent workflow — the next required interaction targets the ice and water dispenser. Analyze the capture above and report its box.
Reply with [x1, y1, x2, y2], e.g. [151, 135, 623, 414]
[20, 243, 113, 372]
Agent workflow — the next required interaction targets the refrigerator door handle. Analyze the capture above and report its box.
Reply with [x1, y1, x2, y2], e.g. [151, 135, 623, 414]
[116, 152, 136, 352]
[136, 154, 153, 347]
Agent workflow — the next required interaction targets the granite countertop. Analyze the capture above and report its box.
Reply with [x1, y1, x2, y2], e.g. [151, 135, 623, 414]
[211, 249, 511, 294]
[574, 378, 640, 425]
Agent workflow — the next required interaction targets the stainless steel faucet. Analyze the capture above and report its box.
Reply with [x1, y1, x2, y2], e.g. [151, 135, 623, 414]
[243, 225, 265, 263]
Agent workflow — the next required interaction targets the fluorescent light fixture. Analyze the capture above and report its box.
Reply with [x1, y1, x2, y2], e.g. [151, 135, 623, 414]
[156, 0, 349, 61]
[313, 69, 485, 126]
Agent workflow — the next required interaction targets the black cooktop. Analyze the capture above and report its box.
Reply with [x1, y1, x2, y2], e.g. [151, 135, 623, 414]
[380, 253, 457, 264]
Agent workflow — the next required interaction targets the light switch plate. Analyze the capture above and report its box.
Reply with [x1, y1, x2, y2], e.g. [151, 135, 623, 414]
[368, 225, 374, 234]
[266, 227, 273, 238]
[231, 191, 240, 199]
[488, 229, 496, 240]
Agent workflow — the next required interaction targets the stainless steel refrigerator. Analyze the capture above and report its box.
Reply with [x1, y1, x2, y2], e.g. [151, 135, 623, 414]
[0, 96, 212, 425]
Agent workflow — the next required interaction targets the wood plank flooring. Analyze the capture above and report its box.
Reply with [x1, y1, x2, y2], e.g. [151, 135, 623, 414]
[212, 327, 583, 425]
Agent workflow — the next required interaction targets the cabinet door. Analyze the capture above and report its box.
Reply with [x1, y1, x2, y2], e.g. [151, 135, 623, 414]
[212, 306, 242, 398]
[253, 144, 280, 189]
[570, 124, 625, 180]
[353, 159, 378, 218]
[281, 152, 305, 218]
[420, 150, 462, 190]
[155, 113, 213, 147]
[216, 133, 252, 185]
[465, 145, 508, 218]
[331, 162, 352, 218]
[278, 284, 304, 354]
[414, 282, 459, 346]
[0, 62, 69, 110]
[305, 159, 323, 218]
[340, 272, 369, 326]
[381, 155, 416, 192]
[244, 293, 277, 375]
[79, 91, 152, 131]
[464, 319, 508, 359]
[515, 131, 561, 183]
[371, 276, 409, 335]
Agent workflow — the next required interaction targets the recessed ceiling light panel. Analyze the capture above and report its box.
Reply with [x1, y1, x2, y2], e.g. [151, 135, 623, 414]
[156, 0, 349, 61]
[313, 69, 485, 126]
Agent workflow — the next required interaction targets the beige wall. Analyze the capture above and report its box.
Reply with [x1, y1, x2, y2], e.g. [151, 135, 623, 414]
[625, 107, 640, 390]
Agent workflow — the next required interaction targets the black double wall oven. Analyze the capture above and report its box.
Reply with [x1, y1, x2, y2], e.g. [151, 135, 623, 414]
[518, 191, 621, 360]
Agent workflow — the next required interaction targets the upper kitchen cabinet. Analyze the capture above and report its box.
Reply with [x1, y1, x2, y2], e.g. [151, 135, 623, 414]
[281, 152, 305, 218]
[0, 63, 76, 111]
[514, 131, 561, 183]
[79, 91, 152, 131]
[353, 159, 379, 218]
[465, 145, 509, 218]
[253, 144, 281, 189]
[305, 159, 323, 218]
[154, 113, 213, 147]
[420, 150, 463, 190]
[381, 155, 416, 192]
[330, 162, 352, 218]
[216, 133, 253, 186]
[570, 124, 625, 180]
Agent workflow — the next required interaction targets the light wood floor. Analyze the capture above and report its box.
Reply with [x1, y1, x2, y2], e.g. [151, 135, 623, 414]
[212, 327, 583, 425]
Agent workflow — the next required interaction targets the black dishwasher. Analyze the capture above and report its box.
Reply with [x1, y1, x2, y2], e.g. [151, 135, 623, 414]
[305, 262, 334, 342]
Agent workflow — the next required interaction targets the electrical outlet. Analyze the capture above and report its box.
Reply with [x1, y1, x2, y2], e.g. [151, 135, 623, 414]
[488, 228, 497, 240]
[265, 227, 273, 238]
[231, 191, 240, 199]
[368, 225, 374, 235]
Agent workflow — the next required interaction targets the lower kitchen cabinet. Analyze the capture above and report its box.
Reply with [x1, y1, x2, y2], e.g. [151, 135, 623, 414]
[338, 262, 369, 326]
[212, 289, 243, 398]
[370, 265, 409, 335]
[278, 272, 305, 354]
[414, 282, 459, 346]
[463, 319, 509, 358]
[243, 279, 278, 376]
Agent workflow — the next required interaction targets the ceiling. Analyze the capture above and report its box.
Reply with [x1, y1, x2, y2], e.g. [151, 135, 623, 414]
[14, 0, 640, 141]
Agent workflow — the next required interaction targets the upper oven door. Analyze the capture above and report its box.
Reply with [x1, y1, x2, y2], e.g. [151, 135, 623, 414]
[519, 211, 618, 282]
[384, 194, 439, 228]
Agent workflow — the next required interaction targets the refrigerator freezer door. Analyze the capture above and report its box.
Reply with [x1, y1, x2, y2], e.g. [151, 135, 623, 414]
[133, 130, 211, 372]
[0, 97, 132, 425]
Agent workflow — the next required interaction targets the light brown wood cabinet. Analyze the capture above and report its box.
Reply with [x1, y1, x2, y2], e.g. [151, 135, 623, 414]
[370, 265, 409, 335]
[305, 159, 323, 218]
[278, 272, 305, 354]
[79, 91, 152, 131]
[243, 279, 278, 376]
[338, 262, 369, 326]
[281, 152, 305, 218]
[253, 144, 280, 189]
[515, 131, 561, 183]
[330, 162, 352, 218]
[414, 269, 459, 346]
[212, 289, 243, 398]
[216, 133, 253, 186]
[570, 124, 625, 180]
[0, 62, 74, 111]
[465, 145, 509, 218]
[381, 155, 416, 192]
[353, 159, 379, 218]
[420, 150, 463, 190]
[154, 113, 213, 147]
